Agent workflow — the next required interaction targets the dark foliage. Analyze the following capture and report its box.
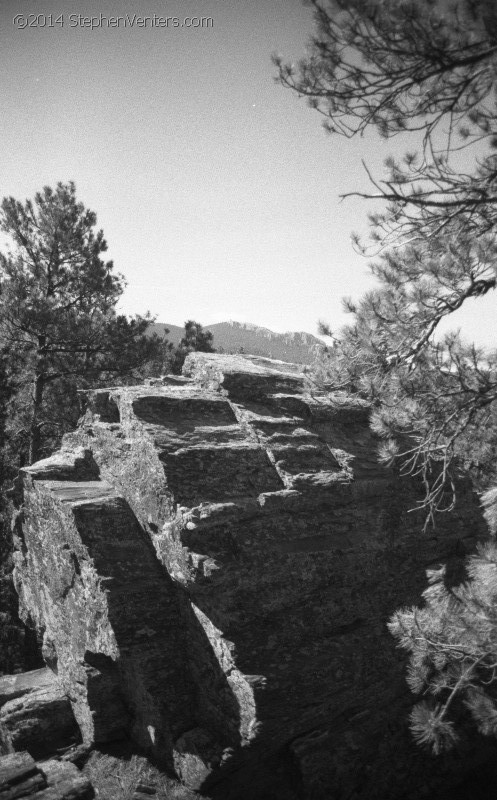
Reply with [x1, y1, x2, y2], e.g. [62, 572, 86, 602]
[0, 182, 163, 466]
[169, 320, 215, 374]
[277, 1, 497, 515]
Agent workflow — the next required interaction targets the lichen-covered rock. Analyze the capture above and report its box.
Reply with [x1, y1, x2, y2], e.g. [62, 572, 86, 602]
[11, 354, 488, 799]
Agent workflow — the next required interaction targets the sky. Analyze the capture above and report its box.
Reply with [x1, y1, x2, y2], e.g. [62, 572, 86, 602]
[0, 0, 495, 346]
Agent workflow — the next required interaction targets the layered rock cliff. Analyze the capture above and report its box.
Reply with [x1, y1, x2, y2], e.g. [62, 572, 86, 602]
[9, 353, 489, 799]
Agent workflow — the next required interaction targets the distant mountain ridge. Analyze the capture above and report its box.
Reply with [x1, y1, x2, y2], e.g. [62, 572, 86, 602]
[148, 320, 325, 365]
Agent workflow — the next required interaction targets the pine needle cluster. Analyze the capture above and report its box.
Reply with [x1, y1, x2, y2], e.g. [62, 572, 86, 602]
[389, 491, 497, 753]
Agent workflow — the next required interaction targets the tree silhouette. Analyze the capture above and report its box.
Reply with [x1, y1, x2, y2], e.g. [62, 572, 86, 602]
[0, 182, 159, 463]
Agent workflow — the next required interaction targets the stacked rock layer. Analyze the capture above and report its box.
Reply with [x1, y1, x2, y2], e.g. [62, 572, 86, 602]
[11, 354, 488, 799]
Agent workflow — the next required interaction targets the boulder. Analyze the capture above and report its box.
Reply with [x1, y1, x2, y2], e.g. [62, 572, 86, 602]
[0, 751, 94, 799]
[0, 670, 79, 759]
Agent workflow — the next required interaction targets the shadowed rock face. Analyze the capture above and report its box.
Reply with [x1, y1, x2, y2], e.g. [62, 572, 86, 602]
[11, 353, 488, 799]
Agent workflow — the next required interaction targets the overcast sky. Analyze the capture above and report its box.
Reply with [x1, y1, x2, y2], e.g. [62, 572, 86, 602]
[1, 0, 495, 346]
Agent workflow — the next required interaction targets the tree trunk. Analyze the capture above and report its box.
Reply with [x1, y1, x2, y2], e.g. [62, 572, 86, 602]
[28, 336, 46, 465]
[28, 371, 44, 465]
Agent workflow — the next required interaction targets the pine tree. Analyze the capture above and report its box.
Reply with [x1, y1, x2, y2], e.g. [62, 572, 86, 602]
[276, 0, 497, 753]
[0, 182, 161, 465]
[170, 320, 215, 375]
[275, 0, 497, 247]
[179, 320, 215, 353]
[276, 1, 497, 514]
[311, 225, 497, 517]
[389, 493, 497, 753]
[0, 344, 27, 673]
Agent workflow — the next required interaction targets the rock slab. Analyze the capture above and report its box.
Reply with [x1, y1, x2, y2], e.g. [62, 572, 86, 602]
[0, 751, 93, 800]
[0, 669, 79, 760]
[11, 353, 488, 799]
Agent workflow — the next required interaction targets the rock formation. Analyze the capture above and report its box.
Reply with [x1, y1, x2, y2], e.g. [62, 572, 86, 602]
[8, 353, 489, 799]
[0, 751, 93, 799]
[0, 668, 79, 759]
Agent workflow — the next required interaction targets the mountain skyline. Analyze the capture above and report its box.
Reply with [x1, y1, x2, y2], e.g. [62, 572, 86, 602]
[149, 319, 327, 364]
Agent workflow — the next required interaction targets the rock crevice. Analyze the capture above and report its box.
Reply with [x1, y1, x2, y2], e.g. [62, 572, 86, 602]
[10, 353, 487, 799]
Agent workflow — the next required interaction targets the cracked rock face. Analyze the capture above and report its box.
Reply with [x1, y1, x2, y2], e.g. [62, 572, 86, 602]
[11, 353, 487, 799]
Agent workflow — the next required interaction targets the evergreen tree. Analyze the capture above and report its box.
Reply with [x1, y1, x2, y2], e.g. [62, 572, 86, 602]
[180, 319, 215, 352]
[276, 0, 497, 752]
[0, 182, 161, 465]
[170, 320, 215, 374]
[389, 489, 497, 753]
[312, 225, 497, 517]
[275, 0, 497, 246]
[276, 1, 497, 514]
[0, 343, 27, 673]
[139, 328, 175, 379]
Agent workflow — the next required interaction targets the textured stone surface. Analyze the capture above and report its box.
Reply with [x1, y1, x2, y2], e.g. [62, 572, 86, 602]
[0, 669, 79, 760]
[0, 751, 94, 799]
[37, 759, 94, 800]
[21, 449, 99, 483]
[0, 669, 54, 708]
[12, 353, 488, 799]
